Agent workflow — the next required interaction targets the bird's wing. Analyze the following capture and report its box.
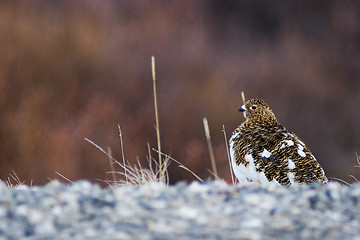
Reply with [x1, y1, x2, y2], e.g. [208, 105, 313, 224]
[270, 133, 327, 184]
[244, 130, 292, 184]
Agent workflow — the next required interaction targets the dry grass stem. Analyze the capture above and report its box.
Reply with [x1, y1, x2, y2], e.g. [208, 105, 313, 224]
[6, 170, 24, 188]
[55, 171, 74, 184]
[203, 117, 218, 178]
[241, 91, 246, 105]
[153, 148, 204, 182]
[222, 125, 235, 184]
[147, 143, 153, 172]
[350, 175, 359, 182]
[118, 125, 127, 182]
[327, 153, 360, 185]
[151, 56, 164, 182]
[84, 58, 181, 186]
[107, 147, 117, 183]
[85, 138, 139, 180]
[207, 169, 222, 181]
[354, 152, 360, 168]
[85, 138, 169, 185]
[107, 156, 170, 185]
[329, 177, 351, 185]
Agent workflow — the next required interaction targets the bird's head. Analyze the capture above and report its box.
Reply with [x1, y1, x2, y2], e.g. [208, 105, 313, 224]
[239, 98, 278, 125]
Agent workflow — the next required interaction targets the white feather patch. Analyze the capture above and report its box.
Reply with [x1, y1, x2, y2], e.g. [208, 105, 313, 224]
[260, 149, 272, 158]
[229, 141, 279, 185]
[287, 159, 296, 170]
[284, 140, 294, 146]
[297, 144, 306, 157]
[287, 172, 295, 184]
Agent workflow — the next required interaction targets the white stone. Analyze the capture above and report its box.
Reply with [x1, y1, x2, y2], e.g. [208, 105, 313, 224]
[176, 206, 199, 219]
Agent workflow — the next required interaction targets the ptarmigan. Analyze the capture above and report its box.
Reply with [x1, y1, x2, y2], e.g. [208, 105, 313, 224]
[229, 98, 328, 185]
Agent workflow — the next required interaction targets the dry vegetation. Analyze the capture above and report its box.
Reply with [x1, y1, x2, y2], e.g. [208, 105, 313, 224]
[86, 56, 205, 186]
[1, 1, 360, 185]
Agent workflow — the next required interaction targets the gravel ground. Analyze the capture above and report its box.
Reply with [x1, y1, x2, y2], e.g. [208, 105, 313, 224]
[0, 180, 359, 240]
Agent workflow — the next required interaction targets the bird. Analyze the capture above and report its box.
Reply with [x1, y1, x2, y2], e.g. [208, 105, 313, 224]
[229, 98, 328, 185]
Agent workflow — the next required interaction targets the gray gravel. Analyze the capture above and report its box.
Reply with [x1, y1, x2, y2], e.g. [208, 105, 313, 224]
[0, 180, 359, 240]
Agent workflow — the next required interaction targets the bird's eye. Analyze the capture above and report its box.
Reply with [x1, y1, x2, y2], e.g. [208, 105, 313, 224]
[250, 105, 257, 110]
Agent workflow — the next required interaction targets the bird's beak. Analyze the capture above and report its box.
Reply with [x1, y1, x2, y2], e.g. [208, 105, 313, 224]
[238, 105, 246, 112]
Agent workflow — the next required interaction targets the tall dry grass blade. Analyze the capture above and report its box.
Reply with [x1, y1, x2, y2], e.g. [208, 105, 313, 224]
[55, 171, 74, 184]
[207, 169, 222, 181]
[121, 155, 169, 185]
[136, 157, 146, 184]
[147, 143, 153, 172]
[222, 125, 235, 185]
[118, 125, 127, 182]
[151, 56, 164, 182]
[86, 137, 169, 185]
[350, 175, 359, 182]
[241, 91, 246, 105]
[329, 177, 351, 186]
[6, 170, 24, 188]
[203, 117, 218, 178]
[84, 138, 138, 179]
[354, 152, 360, 168]
[153, 148, 204, 182]
[96, 178, 113, 187]
[107, 147, 117, 183]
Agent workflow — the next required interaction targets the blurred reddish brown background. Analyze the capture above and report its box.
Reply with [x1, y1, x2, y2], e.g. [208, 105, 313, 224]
[1, 1, 360, 185]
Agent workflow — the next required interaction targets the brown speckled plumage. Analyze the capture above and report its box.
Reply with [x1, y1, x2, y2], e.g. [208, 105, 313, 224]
[229, 99, 328, 185]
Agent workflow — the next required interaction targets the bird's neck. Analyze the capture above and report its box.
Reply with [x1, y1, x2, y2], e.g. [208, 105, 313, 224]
[245, 116, 279, 127]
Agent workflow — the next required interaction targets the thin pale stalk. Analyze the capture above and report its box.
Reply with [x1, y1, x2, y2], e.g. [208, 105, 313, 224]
[222, 125, 235, 184]
[203, 117, 218, 177]
[55, 171, 74, 184]
[153, 148, 203, 182]
[329, 177, 350, 186]
[84, 138, 138, 179]
[241, 91, 246, 104]
[118, 125, 127, 182]
[152, 56, 163, 182]
[107, 147, 117, 183]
